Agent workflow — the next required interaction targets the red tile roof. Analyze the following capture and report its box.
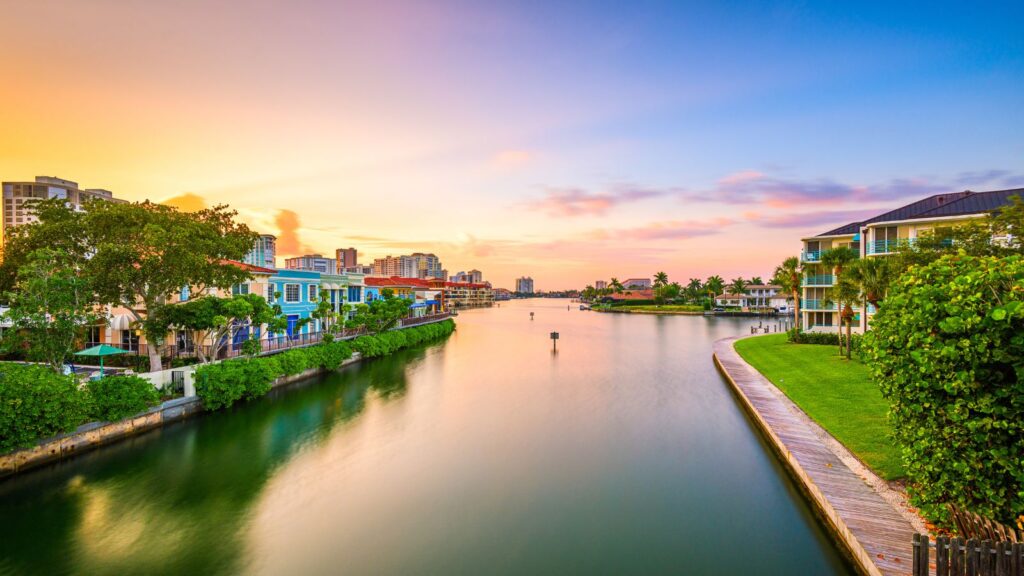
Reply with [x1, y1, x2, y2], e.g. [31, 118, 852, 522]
[365, 276, 434, 288]
[221, 260, 276, 275]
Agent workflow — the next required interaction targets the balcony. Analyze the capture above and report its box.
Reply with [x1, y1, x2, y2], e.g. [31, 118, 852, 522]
[801, 274, 835, 286]
[801, 250, 821, 263]
[802, 299, 837, 311]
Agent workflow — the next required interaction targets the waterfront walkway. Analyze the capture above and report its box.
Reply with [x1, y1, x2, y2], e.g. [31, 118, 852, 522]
[713, 336, 917, 576]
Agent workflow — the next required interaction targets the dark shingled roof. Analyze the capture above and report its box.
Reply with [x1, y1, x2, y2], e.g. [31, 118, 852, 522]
[815, 188, 1024, 237]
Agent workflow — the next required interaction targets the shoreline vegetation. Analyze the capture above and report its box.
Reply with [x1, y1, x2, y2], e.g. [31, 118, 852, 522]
[593, 304, 704, 315]
[0, 319, 456, 469]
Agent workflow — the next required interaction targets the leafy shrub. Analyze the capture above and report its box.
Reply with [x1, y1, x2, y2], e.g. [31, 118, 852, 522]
[195, 321, 452, 411]
[863, 254, 1024, 527]
[786, 329, 862, 353]
[87, 375, 161, 422]
[0, 364, 90, 452]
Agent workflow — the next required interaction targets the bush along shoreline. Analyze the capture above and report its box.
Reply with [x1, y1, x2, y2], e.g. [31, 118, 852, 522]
[0, 365, 160, 453]
[0, 319, 455, 455]
[195, 319, 455, 411]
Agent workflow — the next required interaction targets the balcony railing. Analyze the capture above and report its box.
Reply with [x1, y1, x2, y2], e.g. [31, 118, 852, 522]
[801, 250, 821, 263]
[802, 274, 835, 286]
[801, 299, 836, 311]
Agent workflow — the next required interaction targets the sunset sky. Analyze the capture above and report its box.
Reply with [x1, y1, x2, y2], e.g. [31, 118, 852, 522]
[2, 0, 1022, 289]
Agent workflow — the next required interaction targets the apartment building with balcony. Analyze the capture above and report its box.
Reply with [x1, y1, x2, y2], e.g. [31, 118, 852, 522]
[799, 187, 1023, 333]
[2, 176, 126, 246]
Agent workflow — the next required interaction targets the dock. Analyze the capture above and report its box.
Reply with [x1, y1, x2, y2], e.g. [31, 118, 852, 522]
[713, 336, 918, 576]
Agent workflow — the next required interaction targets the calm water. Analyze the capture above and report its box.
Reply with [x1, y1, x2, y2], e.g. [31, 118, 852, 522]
[0, 299, 852, 575]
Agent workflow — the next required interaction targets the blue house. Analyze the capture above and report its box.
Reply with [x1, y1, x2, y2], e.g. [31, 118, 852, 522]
[267, 269, 321, 338]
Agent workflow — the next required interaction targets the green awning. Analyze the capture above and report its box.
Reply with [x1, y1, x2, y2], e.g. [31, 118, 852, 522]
[75, 344, 129, 357]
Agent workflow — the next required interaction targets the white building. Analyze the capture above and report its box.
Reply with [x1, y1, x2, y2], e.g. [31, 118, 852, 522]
[515, 276, 534, 293]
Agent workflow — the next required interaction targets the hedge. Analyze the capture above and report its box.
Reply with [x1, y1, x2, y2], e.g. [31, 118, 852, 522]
[787, 329, 862, 353]
[87, 375, 161, 422]
[0, 364, 91, 452]
[863, 254, 1024, 527]
[195, 319, 454, 411]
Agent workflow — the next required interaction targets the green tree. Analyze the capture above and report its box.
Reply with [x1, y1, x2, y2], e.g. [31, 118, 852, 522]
[831, 273, 860, 359]
[311, 289, 339, 335]
[771, 256, 803, 330]
[653, 271, 669, 288]
[346, 289, 412, 334]
[156, 294, 288, 362]
[863, 254, 1024, 526]
[1, 248, 101, 372]
[821, 246, 858, 354]
[609, 278, 624, 293]
[728, 277, 747, 299]
[0, 199, 259, 371]
[749, 276, 764, 285]
[705, 275, 724, 302]
[847, 257, 893, 315]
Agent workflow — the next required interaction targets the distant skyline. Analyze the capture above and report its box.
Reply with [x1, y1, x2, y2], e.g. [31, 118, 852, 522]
[2, 0, 1022, 290]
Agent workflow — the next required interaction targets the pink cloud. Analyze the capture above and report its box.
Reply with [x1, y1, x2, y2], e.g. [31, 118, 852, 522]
[526, 184, 671, 217]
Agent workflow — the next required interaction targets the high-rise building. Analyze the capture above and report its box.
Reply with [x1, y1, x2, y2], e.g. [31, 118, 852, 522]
[285, 254, 337, 274]
[410, 252, 443, 279]
[515, 276, 534, 294]
[244, 234, 277, 269]
[1, 176, 126, 245]
[373, 253, 444, 279]
[335, 247, 358, 271]
[467, 269, 483, 283]
[595, 280, 607, 290]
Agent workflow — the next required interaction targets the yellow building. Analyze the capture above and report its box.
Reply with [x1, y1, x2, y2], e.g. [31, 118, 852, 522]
[800, 188, 1022, 333]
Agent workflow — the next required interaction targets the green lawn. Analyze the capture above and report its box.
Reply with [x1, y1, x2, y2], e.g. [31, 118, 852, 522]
[734, 334, 905, 480]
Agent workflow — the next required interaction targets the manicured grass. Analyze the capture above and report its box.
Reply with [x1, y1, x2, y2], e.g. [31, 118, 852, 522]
[734, 334, 905, 480]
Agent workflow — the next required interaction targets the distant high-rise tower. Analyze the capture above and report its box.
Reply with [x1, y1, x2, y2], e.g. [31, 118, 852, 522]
[244, 234, 277, 269]
[335, 247, 358, 271]
[516, 276, 534, 294]
[2, 176, 125, 246]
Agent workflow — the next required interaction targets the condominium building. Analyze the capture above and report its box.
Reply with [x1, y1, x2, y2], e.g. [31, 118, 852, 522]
[285, 254, 337, 275]
[244, 234, 277, 269]
[373, 253, 444, 279]
[343, 265, 373, 275]
[515, 276, 534, 294]
[799, 187, 1023, 333]
[595, 280, 607, 290]
[1, 176, 125, 245]
[411, 253, 444, 279]
[335, 247, 358, 271]
[444, 281, 494, 308]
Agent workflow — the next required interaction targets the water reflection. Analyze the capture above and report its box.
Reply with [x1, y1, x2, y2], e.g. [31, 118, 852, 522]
[0, 303, 852, 575]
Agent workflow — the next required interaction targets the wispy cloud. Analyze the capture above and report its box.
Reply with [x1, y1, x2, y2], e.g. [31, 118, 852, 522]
[526, 184, 673, 217]
[682, 168, 1024, 209]
[587, 217, 735, 241]
[754, 208, 882, 229]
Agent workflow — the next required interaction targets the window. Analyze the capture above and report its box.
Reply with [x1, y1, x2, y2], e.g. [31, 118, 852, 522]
[232, 283, 249, 296]
[267, 283, 275, 302]
[284, 284, 300, 303]
[309, 284, 318, 301]
[121, 330, 140, 352]
[86, 326, 102, 347]
[347, 286, 360, 302]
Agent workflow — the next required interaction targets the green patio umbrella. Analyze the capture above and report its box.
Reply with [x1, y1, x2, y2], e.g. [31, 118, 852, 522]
[75, 344, 128, 377]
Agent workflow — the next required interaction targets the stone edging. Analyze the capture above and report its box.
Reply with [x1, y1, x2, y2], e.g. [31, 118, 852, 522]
[713, 335, 919, 576]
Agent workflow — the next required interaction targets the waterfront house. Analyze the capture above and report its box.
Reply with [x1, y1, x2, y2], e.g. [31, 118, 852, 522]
[799, 187, 1023, 333]
[714, 284, 787, 310]
[267, 268, 322, 338]
[319, 271, 365, 321]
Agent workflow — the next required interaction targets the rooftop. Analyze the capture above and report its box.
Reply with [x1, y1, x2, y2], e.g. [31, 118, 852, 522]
[815, 187, 1024, 237]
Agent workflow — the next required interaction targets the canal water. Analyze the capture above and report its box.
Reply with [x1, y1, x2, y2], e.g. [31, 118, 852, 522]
[0, 299, 852, 575]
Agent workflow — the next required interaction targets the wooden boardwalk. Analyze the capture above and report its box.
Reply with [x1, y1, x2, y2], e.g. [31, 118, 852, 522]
[713, 336, 916, 576]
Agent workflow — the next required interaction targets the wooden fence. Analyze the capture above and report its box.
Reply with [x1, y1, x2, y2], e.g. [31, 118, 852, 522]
[913, 534, 1024, 575]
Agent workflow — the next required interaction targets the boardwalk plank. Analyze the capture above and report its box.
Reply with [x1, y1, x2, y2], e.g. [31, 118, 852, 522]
[714, 337, 917, 576]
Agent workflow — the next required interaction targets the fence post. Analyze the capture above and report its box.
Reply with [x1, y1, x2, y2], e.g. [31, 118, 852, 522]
[914, 533, 923, 576]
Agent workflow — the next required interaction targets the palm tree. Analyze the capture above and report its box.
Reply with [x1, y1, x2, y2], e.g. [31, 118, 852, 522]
[749, 276, 764, 286]
[705, 275, 725, 303]
[687, 278, 703, 302]
[847, 257, 893, 312]
[728, 277, 748, 306]
[832, 274, 860, 359]
[821, 247, 858, 354]
[609, 278, 624, 293]
[653, 271, 669, 288]
[772, 256, 802, 330]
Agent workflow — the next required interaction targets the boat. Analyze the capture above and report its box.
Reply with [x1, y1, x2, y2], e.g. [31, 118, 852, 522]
[579, 304, 591, 310]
